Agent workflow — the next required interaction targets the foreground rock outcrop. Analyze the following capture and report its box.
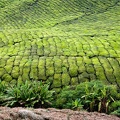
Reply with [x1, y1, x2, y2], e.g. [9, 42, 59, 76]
[0, 107, 119, 120]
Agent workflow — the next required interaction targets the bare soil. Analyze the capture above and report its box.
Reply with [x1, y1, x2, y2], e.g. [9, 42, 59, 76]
[0, 107, 120, 120]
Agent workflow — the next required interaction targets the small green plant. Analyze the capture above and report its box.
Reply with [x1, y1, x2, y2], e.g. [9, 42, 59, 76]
[0, 80, 54, 108]
[72, 99, 83, 110]
[0, 80, 7, 95]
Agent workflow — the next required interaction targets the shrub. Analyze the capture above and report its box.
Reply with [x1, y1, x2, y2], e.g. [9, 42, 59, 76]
[110, 101, 120, 116]
[0, 80, 54, 108]
[0, 80, 7, 95]
[0, 80, 119, 115]
[54, 80, 120, 113]
[111, 108, 120, 117]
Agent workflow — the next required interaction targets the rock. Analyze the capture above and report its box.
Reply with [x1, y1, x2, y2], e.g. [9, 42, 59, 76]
[18, 109, 44, 120]
[0, 107, 119, 120]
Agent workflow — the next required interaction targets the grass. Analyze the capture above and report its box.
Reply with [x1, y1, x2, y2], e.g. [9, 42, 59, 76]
[0, 0, 120, 89]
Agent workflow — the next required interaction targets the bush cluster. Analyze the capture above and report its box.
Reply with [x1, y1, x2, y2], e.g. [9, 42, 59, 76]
[53, 80, 120, 116]
[0, 80, 120, 116]
[0, 80, 54, 108]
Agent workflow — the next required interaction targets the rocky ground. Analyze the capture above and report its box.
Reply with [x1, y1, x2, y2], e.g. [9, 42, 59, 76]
[0, 107, 119, 120]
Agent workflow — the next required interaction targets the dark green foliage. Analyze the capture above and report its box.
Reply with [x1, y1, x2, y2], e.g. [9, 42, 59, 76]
[0, 80, 7, 96]
[111, 108, 120, 117]
[54, 80, 120, 113]
[0, 80, 120, 116]
[0, 80, 54, 107]
[110, 101, 120, 117]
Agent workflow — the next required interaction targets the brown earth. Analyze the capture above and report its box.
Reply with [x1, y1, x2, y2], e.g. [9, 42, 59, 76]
[0, 107, 120, 120]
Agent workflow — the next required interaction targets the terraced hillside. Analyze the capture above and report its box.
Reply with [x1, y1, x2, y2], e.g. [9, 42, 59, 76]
[0, 0, 120, 90]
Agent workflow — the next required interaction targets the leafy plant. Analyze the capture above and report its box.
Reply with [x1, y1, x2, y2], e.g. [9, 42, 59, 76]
[110, 101, 120, 116]
[54, 86, 76, 109]
[54, 80, 120, 113]
[72, 99, 83, 110]
[0, 80, 7, 96]
[0, 80, 55, 108]
[111, 108, 120, 117]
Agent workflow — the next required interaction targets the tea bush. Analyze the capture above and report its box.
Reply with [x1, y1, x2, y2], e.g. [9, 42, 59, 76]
[0, 0, 120, 89]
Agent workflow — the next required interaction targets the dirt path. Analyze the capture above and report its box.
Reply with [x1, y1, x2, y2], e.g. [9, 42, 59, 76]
[0, 107, 119, 120]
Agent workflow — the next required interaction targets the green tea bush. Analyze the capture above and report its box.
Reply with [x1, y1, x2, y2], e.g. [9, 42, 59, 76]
[54, 80, 120, 113]
[0, 80, 54, 108]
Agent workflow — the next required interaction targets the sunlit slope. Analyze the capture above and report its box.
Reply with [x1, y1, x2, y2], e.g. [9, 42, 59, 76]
[0, 0, 120, 89]
[0, 0, 119, 29]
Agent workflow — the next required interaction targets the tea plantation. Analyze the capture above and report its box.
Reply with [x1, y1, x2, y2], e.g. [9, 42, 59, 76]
[0, 0, 120, 91]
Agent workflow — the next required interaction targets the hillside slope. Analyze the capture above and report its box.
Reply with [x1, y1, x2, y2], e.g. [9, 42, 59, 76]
[0, 0, 120, 90]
